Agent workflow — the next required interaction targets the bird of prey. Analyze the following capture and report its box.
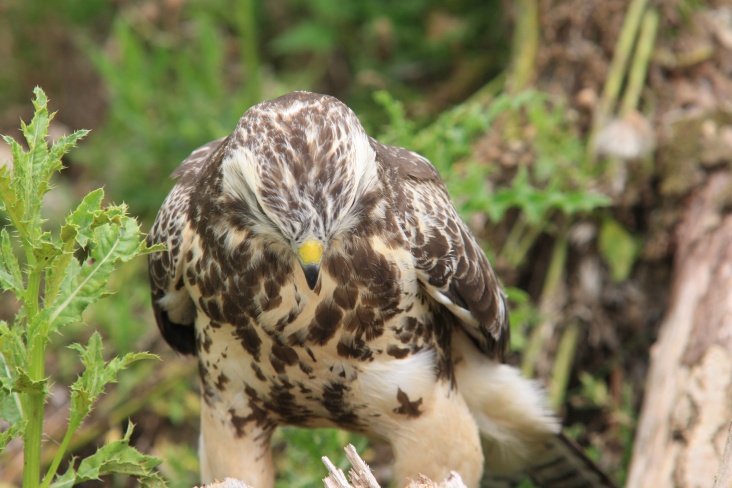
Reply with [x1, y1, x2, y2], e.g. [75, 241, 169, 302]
[148, 92, 614, 487]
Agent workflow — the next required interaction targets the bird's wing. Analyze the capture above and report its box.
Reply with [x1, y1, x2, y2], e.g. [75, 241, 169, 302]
[374, 139, 509, 360]
[147, 137, 227, 355]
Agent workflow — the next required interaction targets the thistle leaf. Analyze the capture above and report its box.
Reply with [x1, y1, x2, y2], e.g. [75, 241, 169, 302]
[44, 214, 147, 332]
[0, 229, 23, 294]
[51, 423, 165, 488]
[68, 333, 158, 423]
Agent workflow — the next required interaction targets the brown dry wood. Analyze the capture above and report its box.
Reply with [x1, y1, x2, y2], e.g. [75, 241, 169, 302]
[627, 172, 732, 488]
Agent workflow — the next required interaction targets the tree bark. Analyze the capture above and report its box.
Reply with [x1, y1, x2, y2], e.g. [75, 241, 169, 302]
[627, 172, 732, 488]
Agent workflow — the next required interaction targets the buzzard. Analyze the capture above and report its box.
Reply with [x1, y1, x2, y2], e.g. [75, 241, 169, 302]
[148, 92, 613, 487]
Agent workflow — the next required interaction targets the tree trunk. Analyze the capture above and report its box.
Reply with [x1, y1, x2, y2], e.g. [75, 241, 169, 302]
[627, 172, 732, 488]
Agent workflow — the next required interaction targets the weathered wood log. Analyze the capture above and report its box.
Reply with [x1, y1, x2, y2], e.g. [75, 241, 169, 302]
[713, 424, 732, 488]
[627, 172, 732, 488]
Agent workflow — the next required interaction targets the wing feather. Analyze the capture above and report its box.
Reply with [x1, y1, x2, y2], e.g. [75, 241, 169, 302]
[374, 139, 509, 359]
[147, 137, 227, 354]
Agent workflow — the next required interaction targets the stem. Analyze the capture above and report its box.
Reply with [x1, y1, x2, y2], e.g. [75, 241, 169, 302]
[510, 221, 544, 269]
[549, 320, 580, 410]
[25, 266, 42, 319]
[22, 335, 47, 488]
[22, 264, 45, 488]
[39, 362, 196, 468]
[585, 0, 649, 165]
[619, 9, 659, 117]
[508, 0, 539, 93]
[521, 227, 569, 378]
[40, 417, 81, 488]
[500, 213, 528, 264]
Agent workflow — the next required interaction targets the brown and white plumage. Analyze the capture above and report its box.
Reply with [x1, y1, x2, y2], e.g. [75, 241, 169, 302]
[148, 92, 614, 487]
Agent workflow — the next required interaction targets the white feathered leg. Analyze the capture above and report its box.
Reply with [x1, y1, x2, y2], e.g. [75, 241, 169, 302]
[199, 396, 275, 487]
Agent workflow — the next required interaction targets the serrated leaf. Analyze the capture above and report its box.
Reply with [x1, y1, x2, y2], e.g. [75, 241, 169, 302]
[45, 130, 89, 188]
[51, 423, 165, 488]
[0, 136, 25, 222]
[68, 333, 157, 423]
[73, 423, 165, 485]
[60, 188, 105, 247]
[0, 420, 25, 451]
[49, 464, 76, 488]
[0, 320, 25, 363]
[599, 218, 639, 282]
[33, 236, 62, 267]
[0, 351, 24, 426]
[44, 215, 147, 332]
[0, 229, 23, 294]
[9, 368, 48, 395]
[20, 88, 53, 236]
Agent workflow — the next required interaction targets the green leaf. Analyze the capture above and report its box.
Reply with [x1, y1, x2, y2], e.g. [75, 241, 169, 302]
[60, 188, 105, 247]
[33, 235, 63, 268]
[0, 351, 24, 427]
[598, 218, 639, 282]
[45, 129, 89, 189]
[17, 88, 53, 237]
[67, 423, 165, 487]
[0, 320, 25, 366]
[44, 213, 147, 332]
[2, 88, 89, 243]
[550, 191, 611, 215]
[0, 420, 26, 451]
[0, 229, 23, 294]
[47, 189, 115, 304]
[8, 368, 48, 396]
[49, 465, 76, 488]
[0, 135, 26, 227]
[67, 332, 157, 423]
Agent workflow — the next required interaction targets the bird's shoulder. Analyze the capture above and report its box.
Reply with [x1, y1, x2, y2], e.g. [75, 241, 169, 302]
[370, 137, 444, 186]
[171, 136, 228, 185]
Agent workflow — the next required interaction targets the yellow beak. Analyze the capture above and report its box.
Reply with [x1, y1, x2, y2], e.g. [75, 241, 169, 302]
[297, 240, 323, 290]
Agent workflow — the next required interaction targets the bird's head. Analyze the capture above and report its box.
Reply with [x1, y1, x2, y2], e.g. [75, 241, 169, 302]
[219, 91, 378, 290]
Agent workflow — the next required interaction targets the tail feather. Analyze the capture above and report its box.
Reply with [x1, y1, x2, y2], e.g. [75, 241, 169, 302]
[525, 433, 617, 488]
[481, 433, 616, 487]
[452, 331, 616, 487]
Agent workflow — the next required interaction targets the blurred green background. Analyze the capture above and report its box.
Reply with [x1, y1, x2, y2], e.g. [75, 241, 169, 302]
[2, 0, 724, 486]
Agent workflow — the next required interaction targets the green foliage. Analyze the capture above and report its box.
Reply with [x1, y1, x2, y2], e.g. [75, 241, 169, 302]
[274, 427, 369, 488]
[504, 287, 541, 351]
[375, 89, 610, 225]
[599, 217, 640, 282]
[0, 88, 163, 488]
[269, 0, 508, 102]
[52, 423, 164, 488]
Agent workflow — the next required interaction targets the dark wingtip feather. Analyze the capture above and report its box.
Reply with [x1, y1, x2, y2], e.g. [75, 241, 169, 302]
[152, 295, 197, 355]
